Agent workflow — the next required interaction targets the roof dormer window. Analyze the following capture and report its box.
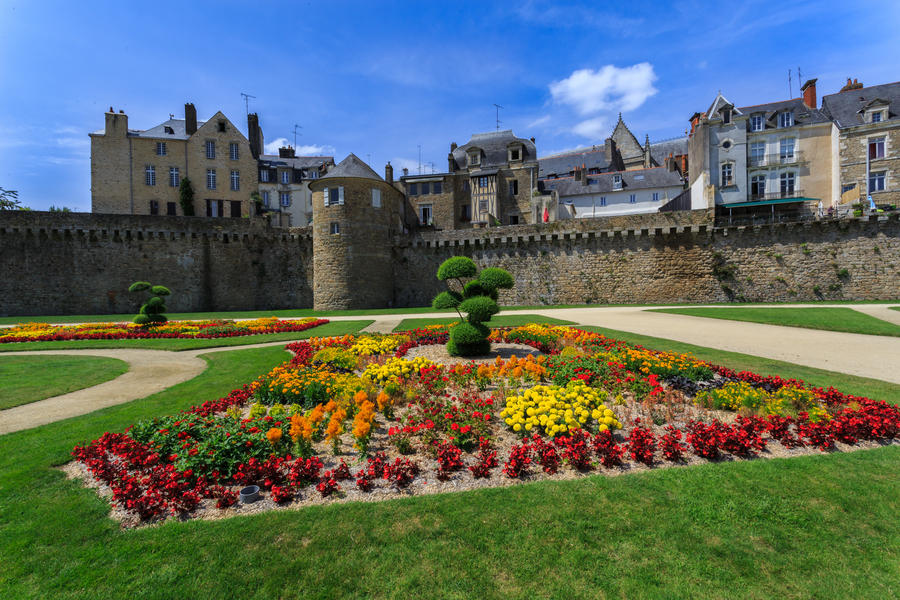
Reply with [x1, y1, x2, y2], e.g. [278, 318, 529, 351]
[722, 109, 731, 124]
[779, 112, 794, 128]
[749, 114, 763, 132]
[508, 145, 522, 162]
[871, 111, 883, 123]
[217, 120, 226, 133]
[164, 126, 174, 135]
[613, 174, 623, 190]
[467, 151, 481, 167]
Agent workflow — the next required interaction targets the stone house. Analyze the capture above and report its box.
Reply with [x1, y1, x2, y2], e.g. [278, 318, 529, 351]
[821, 79, 900, 208]
[90, 104, 258, 217]
[257, 147, 334, 227]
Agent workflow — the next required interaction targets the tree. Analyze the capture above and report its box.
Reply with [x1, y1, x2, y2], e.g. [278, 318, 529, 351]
[48, 205, 73, 212]
[431, 257, 514, 356]
[0, 187, 22, 210]
[178, 177, 195, 216]
[128, 281, 172, 325]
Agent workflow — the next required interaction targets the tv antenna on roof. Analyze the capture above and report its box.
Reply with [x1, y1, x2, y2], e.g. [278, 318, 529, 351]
[240, 92, 256, 115]
[417, 144, 422, 174]
[788, 70, 792, 98]
[493, 103, 504, 130]
[293, 124, 302, 149]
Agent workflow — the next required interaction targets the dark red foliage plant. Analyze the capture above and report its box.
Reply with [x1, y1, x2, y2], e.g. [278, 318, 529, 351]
[592, 430, 625, 468]
[626, 420, 656, 466]
[659, 425, 687, 462]
[468, 437, 498, 479]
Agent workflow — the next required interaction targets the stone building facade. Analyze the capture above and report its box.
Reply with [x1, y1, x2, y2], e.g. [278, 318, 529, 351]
[258, 147, 334, 227]
[90, 104, 258, 217]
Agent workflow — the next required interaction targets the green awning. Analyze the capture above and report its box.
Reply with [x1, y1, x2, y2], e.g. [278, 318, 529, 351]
[723, 197, 819, 208]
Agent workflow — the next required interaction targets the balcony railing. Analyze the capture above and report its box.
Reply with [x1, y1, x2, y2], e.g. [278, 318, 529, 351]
[748, 151, 805, 167]
[747, 189, 805, 202]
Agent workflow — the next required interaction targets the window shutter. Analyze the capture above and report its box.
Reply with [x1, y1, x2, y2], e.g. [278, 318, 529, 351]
[338, 187, 345, 205]
[323, 187, 329, 206]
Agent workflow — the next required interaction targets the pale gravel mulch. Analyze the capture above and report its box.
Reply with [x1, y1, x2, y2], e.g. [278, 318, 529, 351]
[403, 342, 545, 366]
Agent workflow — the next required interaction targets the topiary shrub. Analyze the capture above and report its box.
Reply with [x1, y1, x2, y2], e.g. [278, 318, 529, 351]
[431, 256, 514, 356]
[129, 281, 171, 325]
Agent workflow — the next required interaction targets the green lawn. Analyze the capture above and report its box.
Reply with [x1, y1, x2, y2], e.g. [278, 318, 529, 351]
[0, 320, 373, 353]
[581, 326, 900, 405]
[3, 300, 899, 325]
[649, 307, 900, 337]
[0, 355, 129, 410]
[2, 328, 900, 597]
[393, 314, 574, 332]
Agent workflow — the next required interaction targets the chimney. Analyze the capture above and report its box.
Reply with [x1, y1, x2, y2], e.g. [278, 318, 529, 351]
[402, 167, 409, 177]
[185, 103, 197, 135]
[450, 142, 457, 151]
[839, 77, 864, 93]
[247, 113, 263, 159]
[278, 146, 295, 158]
[385, 161, 393, 183]
[581, 163, 589, 186]
[530, 137, 535, 143]
[801, 78, 818, 108]
[104, 107, 127, 136]
[643, 134, 652, 168]
[574, 166, 582, 182]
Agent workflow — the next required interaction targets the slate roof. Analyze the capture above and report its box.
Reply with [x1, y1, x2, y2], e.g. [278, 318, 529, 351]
[538, 146, 609, 178]
[320, 153, 382, 181]
[451, 130, 537, 170]
[541, 167, 684, 197]
[649, 137, 688, 164]
[737, 98, 831, 126]
[821, 81, 900, 128]
[91, 118, 207, 139]
[259, 155, 333, 170]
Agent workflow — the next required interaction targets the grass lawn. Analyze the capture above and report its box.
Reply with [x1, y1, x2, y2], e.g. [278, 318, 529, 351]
[0, 320, 373, 353]
[2, 329, 900, 597]
[649, 307, 900, 337]
[581, 326, 900, 405]
[3, 300, 899, 326]
[0, 356, 129, 410]
[393, 314, 574, 332]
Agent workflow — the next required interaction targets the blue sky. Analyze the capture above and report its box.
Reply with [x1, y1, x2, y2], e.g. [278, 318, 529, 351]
[1, 0, 898, 211]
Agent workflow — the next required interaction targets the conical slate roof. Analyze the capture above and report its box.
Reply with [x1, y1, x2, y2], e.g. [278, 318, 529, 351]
[320, 153, 383, 181]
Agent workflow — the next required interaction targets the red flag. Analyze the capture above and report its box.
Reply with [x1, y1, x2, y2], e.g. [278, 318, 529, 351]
[542, 207, 549, 223]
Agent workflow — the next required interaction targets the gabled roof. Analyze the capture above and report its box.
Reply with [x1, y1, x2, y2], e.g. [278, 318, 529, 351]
[541, 167, 683, 197]
[259, 155, 334, 170]
[649, 136, 688, 164]
[91, 118, 209, 139]
[738, 97, 830, 125]
[707, 93, 742, 119]
[610, 113, 643, 157]
[451, 130, 537, 170]
[320, 153, 382, 181]
[822, 81, 900, 127]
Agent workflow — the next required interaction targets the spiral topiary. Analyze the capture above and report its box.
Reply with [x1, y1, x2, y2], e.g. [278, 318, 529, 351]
[129, 281, 171, 325]
[431, 256, 514, 356]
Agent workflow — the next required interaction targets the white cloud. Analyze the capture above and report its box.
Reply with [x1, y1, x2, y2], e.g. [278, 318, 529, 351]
[572, 117, 606, 139]
[391, 158, 421, 176]
[549, 63, 658, 115]
[527, 115, 551, 128]
[264, 137, 335, 156]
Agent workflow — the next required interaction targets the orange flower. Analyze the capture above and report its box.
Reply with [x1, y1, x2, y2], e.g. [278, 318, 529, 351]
[376, 391, 392, 411]
[266, 427, 283, 444]
[323, 400, 337, 413]
[309, 404, 326, 424]
[289, 414, 312, 443]
[353, 390, 369, 406]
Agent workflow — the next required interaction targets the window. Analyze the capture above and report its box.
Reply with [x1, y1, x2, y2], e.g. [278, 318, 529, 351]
[149, 200, 159, 215]
[262, 191, 270, 207]
[205, 140, 216, 159]
[722, 140, 732, 149]
[478, 199, 488, 213]
[432, 181, 442, 194]
[509, 215, 519, 225]
[145, 165, 156, 186]
[779, 112, 794, 128]
[720, 163, 733, 186]
[750, 142, 766, 165]
[629, 193, 636, 203]
[169, 167, 179, 187]
[156, 142, 167, 156]
[842, 183, 856, 194]
[418, 204, 433, 226]
[509, 148, 520, 161]
[323, 186, 344, 206]
[510, 180, 518, 196]
[408, 183, 418, 195]
[652, 192, 660, 202]
[280, 192, 291, 206]
[750, 114, 763, 132]
[217, 120, 226, 133]
[293, 170, 302, 184]
[869, 136, 885, 159]
[230, 170, 240, 191]
[166, 202, 176, 216]
[420, 182, 430, 195]
[460, 204, 471, 221]
[613, 174, 622, 190]
[780, 172, 795, 196]
[206, 168, 216, 190]
[207, 199, 224, 217]
[722, 109, 731, 124]
[308, 169, 319, 179]
[280, 170, 290, 184]
[869, 171, 886, 192]
[779, 138, 796, 163]
[478, 176, 488, 188]
[260, 169, 270, 183]
[330, 222, 340, 235]
[372, 188, 382, 208]
[599, 196, 607, 207]
[872, 111, 883, 123]
[751, 174, 766, 198]
[468, 151, 480, 166]
[229, 142, 239, 160]
[230, 200, 241, 217]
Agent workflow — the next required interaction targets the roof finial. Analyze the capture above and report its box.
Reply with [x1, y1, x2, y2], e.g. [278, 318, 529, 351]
[617, 112, 622, 122]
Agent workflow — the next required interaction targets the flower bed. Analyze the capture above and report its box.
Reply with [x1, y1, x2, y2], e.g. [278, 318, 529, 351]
[0, 317, 328, 343]
[68, 324, 900, 527]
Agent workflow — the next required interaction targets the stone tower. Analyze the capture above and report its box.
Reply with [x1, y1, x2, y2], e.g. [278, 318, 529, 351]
[309, 154, 407, 310]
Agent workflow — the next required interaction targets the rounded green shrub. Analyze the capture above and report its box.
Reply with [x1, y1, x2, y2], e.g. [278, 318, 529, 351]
[150, 285, 172, 296]
[463, 280, 486, 298]
[432, 290, 462, 310]
[130, 280, 172, 325]
[437, 256, 477, 280]
[448, 323, 491, 356]
[478, 267, 514, 292]
[459, 296, 499, 323]
[128, 281, 151, 293]
[133, 314, 151, 325]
